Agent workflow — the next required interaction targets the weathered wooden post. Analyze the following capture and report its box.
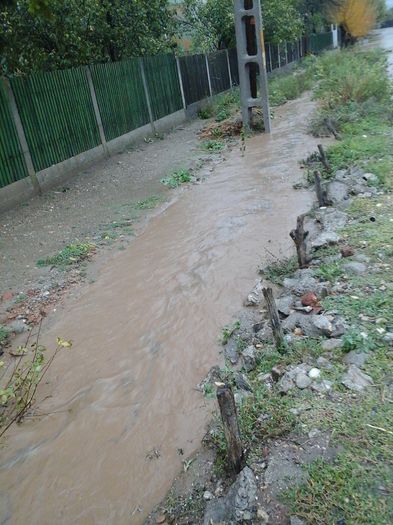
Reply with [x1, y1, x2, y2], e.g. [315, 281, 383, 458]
[216, 384, 244, 474]
[290, 214, 309, 269]
[314, 171, 330, 207]
[262, 287, 285, 352]
[317, 144, 332, 173]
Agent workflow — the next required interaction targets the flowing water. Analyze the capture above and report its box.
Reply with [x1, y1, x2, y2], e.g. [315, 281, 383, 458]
[0, 93, 322, 525]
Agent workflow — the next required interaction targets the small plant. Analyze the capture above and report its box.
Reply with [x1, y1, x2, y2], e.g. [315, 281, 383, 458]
[0, 328, 72, 438]
[37, 243, 95, 268]
[160, 169, 192, 189]
[202, 140, 225, 152]
[221, 321, 241, 345]
[262, 257, 298, 285]
[315, 262, 343, 282]
[215, 108, 231, 122]
[198, 106, 213, 119]
[134, 196, 162, 210]
[203, 383, 215, 399]
[0, 326, 8, 345]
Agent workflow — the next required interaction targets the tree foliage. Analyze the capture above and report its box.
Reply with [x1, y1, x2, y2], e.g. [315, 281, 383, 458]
[181, 0, 304, 51]
[0, 0, 175, 75]
[329, 0, 385, 38]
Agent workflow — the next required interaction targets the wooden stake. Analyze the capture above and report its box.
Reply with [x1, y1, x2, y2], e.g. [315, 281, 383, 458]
[262, 287, 285, 352]
[317, 144, 332, 173]
[314, 171, 331, 207]
[216, 384, 244, 474]
[290, 214, 309, 269]
[325, 119, 341, 140]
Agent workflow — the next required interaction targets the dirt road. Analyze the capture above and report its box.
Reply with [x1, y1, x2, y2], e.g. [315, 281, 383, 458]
[0, 92, 323, 525]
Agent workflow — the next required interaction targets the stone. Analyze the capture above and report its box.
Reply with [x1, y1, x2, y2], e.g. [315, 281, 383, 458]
[342, 262, 367, 275]
[276, 295, 294, 316]
[257, 372, 272, 383]
[244, 280, 264, 306]
[331, 320, 347, 338]
[383, 332, 393, 344]
[7, 320, 29, 334]
[308, 368, 321, 379]
[156, 514, 166, 524]
[290, 518, 306, 525]
[308, 428, 321, 439]
[362, 172, 378, 184]
[341, 246, 354, 258]
[354, 254, 370, 263]
[203, 467, 257, 524]
[241, 345, 257, 372]
[283, 269, 327, 296]
[315, 208, 348, 231]
[321, 338, 343, 351]
[311, 380, 333, 394]
[295, 372, 312, 389]
[326, 181, 350, 205]
[282, 313, 332, 338]
[278, 374, 295, 394]
[343, 351, 369, 368]
[301, 292, 318, 307]
[2, 291, 13, 302]
[224, 338, 239, 365]
[235, 373, 253, 392]
[254, 323, 273, 343]
[311, 316, 333, 336]
[271, 365, 285, 382]
[311, 231, 340, 249]
[204, 491, 214, 501]
[342, 365, 373, 392]
[257, 507, 269, 523]
[316, 356, 333, 369]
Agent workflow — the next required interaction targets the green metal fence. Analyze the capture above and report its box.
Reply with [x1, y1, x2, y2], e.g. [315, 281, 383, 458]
[308, 31, 333, 54]
[11, 68, 100, 172]
[143, 54, 183, 121]
[90, 59, 150, 141]
[0, 82, 28, 188]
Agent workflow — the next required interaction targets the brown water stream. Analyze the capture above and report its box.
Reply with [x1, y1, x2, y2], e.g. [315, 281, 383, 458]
[0, 93, 321, 525]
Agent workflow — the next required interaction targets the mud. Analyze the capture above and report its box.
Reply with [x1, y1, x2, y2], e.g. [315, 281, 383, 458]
[0, 91, 325, 525]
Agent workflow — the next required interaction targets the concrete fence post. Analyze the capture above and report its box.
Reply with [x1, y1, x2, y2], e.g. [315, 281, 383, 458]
[225, 49, 233, 90]
[268, 43, 273, 72]
[139, 59, 156, 134]
[285, 42, 288, 65]
[2, 78, 42, 195]
[175, 56, 187, 109]
[277, 43, 281, 69]
[86, 67, 109, 157]
[205, 54, 213, 98]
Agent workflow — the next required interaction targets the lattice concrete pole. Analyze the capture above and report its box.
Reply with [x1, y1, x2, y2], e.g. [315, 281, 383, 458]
[234, 0, 271, 132]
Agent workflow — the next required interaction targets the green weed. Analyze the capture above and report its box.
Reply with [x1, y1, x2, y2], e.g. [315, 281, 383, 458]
[0, 326, 8, 344]
[221, 320, 241, 345]
[262, 256, 298, 285]
[160, 169, 192, 188]
[202, 140, 225, 152]
[37, 243, 95, 268]
[198, 106, 214, 119]
[134, 195, 162, 210]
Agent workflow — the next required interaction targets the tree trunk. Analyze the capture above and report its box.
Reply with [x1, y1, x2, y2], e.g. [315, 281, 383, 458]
[290, 214, 309, 269]
[216, 384, 244, 474]
[262, 287, 285, 352]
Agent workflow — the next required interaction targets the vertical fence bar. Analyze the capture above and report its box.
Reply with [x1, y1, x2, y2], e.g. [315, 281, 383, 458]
[285, 43, 288, 65]
[225, 49, 233, 90]
[277, 43, 281, 68]
[2, 78, 41, 195]
[268, 44, 272, 72]
[175, 56, 187, 109]
[139, 59, 156, 133]
[204, 54, 213, 98]
[86, 67, 109, 157]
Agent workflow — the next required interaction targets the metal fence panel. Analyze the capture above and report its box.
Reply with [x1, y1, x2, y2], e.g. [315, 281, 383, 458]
[179, 54, 210, 105]
[90, 59, 150, 142]
[0, 82, 28, 188]
[208, 50, 231, 95]
[309, 31, 333, 54]
[11, 68, 100, 172]
[143, 54, 183, 121]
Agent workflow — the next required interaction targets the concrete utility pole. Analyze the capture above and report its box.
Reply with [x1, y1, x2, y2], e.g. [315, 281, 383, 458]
[234, 0, 271, 132]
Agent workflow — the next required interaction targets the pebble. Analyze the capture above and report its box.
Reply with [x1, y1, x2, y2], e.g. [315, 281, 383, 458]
[308, 368, 321, 379]
[321, 338, 343, 351]
[308, 428, 321, 439]
[203, 491, 214, 501]
[295, 372, 312, 389]
[343, 351, 368, 368]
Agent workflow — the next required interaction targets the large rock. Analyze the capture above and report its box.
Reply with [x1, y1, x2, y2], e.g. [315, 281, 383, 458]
[321, 338, 343, 351]
[282, 312, 333, 337]
[244, 280, 264, 306]
[276, 295, 294, 316]
[311, 231, 340, 249]
[342, 262, 367, 275]
[283, 269, 328, 296]
[326, 181, 350, 205]
[203, 467, 258, 524]
[343, 351, 369, 368]
[342, 365, 373, 392]
[241, 346, 257, 372]
[225, 338, 239, 365]
[315, 208, 348, 232]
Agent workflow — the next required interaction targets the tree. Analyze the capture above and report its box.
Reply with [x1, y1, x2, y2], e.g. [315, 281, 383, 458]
[181, 0, 304, 52]
[329, 0, 384, 41]
[0, 0, 175, 75]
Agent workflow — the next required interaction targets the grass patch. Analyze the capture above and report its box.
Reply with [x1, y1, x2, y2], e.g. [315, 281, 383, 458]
[134, 195, 162, 210]
[269, 69, 313, 106]
[160, 169, 192, 188]
[37, 243, 95, 268]
[221, 320, 241, 345]
[261, 256, 298, 285]
[0, 326, 8, 344]
[202, 140, 225, 152]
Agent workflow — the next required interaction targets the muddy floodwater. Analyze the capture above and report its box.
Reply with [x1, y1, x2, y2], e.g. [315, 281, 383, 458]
[1, 92, 322, 525]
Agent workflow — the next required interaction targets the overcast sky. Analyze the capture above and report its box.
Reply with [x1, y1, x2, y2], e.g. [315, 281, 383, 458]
[387, 0, 393, 7]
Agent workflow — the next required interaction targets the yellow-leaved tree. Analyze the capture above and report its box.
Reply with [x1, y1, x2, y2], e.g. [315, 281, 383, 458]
[330, 0, 381, 42]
